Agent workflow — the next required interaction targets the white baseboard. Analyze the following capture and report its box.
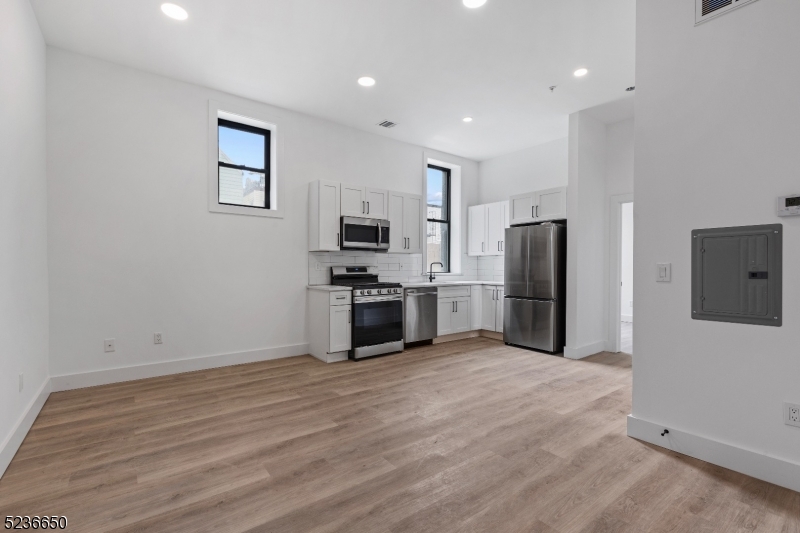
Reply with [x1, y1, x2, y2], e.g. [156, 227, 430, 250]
[564, 340, 606, 360]
[627, 415, 800, 493]
[50, 343, 309, 392]
[0, 378, 52, 479]
[621, 314, 633, 323]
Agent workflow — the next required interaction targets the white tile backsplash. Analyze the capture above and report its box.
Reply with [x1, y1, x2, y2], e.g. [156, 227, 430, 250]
[308, 252, 483, 285]
[477, 255, 505, 282]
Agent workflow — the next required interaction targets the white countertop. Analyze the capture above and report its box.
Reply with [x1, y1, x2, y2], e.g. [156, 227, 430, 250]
[306, 285, 352, 292]
[401, 280, 503, 289]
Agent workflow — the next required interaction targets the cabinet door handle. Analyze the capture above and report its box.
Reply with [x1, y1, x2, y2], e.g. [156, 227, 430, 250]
[337, 233, 340, 247]
[362, 201, 365, 213]
[532, 205, 534, 218]
[348, 310, 351, 323]
[455, 301, 458, 313]
[367, 202, 370, 214]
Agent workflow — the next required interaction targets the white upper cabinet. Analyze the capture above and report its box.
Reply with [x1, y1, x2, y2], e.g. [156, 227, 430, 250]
[404, 194, 422, 254]
[509, 192, 536, 226]
[468, 205, 487, 256]
[487, 202, 507, 254]
[365, 188, 389, 219]
[309, 180, 341, 251]
[310, 180, 419, 253]
[388, 191, 423, 254]
[534, 187, 567, 222]
[468, 201, 508, 256]
[341, 185, 389, 219]
[509, 186, 567, 226]
[388, 192, 405, 252]
[341, 184, 366, 218]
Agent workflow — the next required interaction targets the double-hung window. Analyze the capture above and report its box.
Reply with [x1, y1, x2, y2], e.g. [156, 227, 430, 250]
[427, 165, 451, 273]
[218, 118, 270, 209]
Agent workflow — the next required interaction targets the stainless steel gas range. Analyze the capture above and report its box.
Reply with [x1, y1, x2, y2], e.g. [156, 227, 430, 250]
[330, 266, 404, 360]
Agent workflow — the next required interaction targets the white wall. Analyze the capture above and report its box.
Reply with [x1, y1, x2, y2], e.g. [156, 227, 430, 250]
[565, 111, 608, 358]
[46, 48, 478, 380]
[478, 137, 568, 205]
[632, 0, 800, 485]
[620, 202, 633, 322]
[0, 0, 50, 475]
[606, 118, 634, 198]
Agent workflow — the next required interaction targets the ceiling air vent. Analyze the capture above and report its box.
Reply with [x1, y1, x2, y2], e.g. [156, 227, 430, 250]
[377, 121, 397, 129]
[696, 0, 760, 24]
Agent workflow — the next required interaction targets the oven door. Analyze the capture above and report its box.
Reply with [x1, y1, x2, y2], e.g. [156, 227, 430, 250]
[352, 296, 404, 355]
[341, 217, 390, 251]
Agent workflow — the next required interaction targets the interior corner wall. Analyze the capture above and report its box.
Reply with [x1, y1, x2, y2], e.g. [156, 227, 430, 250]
[565, 111, 608, 359]
[45, 48, 478, 382]
[0, 0, 50, 476]
[633, 0, 800, 478]
[477, 137, 568, 205]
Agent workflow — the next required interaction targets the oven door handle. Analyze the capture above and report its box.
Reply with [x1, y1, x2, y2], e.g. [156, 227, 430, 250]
[354, 295, 403, 303]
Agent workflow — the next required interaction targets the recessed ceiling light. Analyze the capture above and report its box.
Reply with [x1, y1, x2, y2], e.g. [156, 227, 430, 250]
[358, 77, 376, 87]
[161, 3, 188, 20]
[463, 117, 473, 123]
[574, 68, 589, 77]
[463, 0, 488, 7]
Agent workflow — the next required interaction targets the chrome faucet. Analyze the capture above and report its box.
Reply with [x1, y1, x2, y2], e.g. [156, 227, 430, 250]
[429, 262, 444, 283]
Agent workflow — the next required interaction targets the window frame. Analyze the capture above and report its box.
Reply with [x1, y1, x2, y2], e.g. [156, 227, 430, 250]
[427, 164, 452, 273]
[217, 117, 271, 210]
[208, 100, 283, 219]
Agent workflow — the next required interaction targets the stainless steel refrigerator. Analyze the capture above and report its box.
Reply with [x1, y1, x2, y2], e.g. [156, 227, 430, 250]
[503, 223, 567, 354]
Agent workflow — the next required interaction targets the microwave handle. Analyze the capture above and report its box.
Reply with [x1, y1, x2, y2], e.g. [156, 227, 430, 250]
[377, 221, 382, 246]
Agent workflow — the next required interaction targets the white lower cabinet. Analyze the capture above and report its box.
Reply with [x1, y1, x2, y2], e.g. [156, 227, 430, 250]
[437, 297, 471, 336]
[481, 286, 504, 332]
[329, 304, 352, 353]
[308, 289, 352, 363]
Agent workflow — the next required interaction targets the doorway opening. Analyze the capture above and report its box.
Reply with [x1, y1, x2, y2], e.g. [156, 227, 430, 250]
[608, 194, 634, 354]
[619, 202, 633, 354]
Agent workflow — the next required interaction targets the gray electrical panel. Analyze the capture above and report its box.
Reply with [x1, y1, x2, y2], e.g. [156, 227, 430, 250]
[691, 224, 782, 326]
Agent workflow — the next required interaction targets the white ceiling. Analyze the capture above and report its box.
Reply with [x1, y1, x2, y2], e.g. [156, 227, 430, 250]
[30, 0, 636, 161]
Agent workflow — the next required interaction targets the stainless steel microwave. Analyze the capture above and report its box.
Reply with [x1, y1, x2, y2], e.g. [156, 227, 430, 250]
[341, 217, 390, 251]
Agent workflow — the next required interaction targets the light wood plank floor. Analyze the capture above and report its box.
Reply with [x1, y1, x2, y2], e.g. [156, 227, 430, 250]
[1, 338, 798, 532]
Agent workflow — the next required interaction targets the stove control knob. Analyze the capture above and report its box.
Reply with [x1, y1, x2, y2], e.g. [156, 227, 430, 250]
[366, 290, 372, 295]
[395, 288, 401, 294]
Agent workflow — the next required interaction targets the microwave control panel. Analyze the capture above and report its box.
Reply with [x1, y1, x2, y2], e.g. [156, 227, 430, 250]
[777, 195, 800, 217]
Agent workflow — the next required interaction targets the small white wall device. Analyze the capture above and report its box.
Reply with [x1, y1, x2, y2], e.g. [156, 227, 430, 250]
[777, 195, 800, 217]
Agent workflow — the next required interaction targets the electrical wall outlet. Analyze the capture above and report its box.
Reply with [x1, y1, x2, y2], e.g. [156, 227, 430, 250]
[104, 338, 115, 353]
[19, 373, 23, 393]
[154, 332, 163, 344]
[786, 403, 800, 428]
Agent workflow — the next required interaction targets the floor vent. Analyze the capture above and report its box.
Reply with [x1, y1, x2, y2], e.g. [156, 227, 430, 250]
[696, 0, 760, 24]
[377, 121, 397, 129]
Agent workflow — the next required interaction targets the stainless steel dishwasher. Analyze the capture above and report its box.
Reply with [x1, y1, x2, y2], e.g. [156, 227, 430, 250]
[404, 287, 438, 343]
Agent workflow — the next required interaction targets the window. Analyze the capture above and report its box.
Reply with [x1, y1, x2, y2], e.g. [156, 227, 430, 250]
[427, 165, 451, 272]
[218, 118, 270, 209]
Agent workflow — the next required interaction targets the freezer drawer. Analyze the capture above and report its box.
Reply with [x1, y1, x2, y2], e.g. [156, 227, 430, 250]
[503, 298, 559, 353]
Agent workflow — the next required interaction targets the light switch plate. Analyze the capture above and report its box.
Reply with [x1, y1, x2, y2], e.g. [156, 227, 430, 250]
[656, 263, 671, 282]
[104, 338, 115, 353]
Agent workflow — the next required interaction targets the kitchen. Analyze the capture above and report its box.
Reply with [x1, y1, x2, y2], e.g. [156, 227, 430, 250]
[307, 173, 568, 362]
